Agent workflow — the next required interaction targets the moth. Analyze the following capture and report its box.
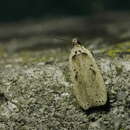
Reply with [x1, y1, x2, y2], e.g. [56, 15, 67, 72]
[69, 38, 107, 110]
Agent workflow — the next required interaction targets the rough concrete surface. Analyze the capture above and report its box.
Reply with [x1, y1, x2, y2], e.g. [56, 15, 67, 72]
[0, 12, 130, 130]
[0, 54, 129, 130]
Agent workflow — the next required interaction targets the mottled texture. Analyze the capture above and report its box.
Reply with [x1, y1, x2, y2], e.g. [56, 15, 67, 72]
[69, 42, 107, 110]
[0, 56, 129, 130]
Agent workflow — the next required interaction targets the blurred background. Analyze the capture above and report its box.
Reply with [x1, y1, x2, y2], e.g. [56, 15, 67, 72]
[0, 0, 130, 55]
[0, 0, 130, 22]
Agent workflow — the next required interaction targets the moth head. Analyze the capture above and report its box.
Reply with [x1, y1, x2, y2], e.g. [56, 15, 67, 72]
[72, 38, 81, 46]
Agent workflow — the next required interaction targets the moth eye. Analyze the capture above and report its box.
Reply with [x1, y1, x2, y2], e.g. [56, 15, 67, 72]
[75, 51, 77, 54]
[78, 50, 81, 53]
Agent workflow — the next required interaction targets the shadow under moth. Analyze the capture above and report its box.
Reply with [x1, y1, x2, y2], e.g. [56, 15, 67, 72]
[69, 38, 107, 110]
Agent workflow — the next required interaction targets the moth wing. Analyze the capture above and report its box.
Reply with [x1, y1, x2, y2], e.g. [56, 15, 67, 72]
[69, 51, 93, 109]
[86, 65, 107, 107]
[69, 48, 107, 110]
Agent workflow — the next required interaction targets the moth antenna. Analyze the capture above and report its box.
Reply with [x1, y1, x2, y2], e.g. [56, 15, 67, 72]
[54, 37, 70, 42]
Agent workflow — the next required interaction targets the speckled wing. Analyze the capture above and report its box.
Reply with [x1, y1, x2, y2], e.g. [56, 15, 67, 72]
[69, 45, 107, 110]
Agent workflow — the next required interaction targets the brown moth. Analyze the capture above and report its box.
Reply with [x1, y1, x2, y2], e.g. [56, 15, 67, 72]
[69, 38, 107, 110]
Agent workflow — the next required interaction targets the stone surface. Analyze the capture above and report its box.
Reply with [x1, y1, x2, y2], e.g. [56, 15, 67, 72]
[0, 12, 130, 130]
[0, 55, 129, 130]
